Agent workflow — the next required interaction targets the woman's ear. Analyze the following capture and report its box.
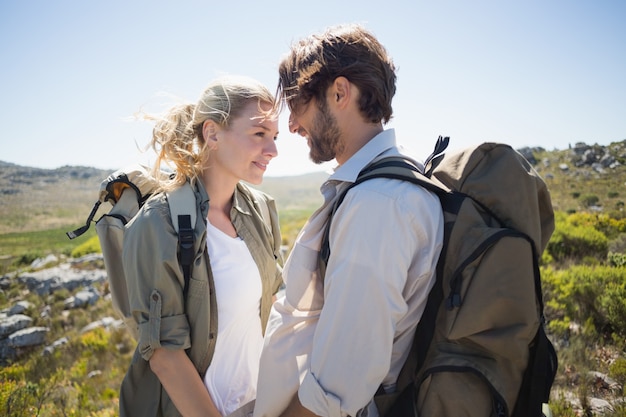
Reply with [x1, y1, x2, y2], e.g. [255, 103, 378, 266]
[203, 120, 219, 148]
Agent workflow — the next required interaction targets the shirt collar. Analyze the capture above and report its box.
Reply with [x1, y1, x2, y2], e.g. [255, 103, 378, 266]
[195, 176, 252, 217]
[231, 183, 252, 216]
[329, 128, 398, 183]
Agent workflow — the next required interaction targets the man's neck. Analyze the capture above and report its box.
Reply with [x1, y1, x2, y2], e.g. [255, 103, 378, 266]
[335, 123, 384, 165]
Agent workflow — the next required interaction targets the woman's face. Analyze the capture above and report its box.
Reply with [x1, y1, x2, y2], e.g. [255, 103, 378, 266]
[207, 101, 279, 185]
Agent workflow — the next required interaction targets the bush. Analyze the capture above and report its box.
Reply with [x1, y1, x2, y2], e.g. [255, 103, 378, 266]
[12, 251, 43, 268]
[547, 222, 608, 262]
[580, 194, 600, 207]
[542, 265, 626, 339]
[609, 357, 626, 388]
[609, 233, 626, 253]
[70, 235, 101, 258]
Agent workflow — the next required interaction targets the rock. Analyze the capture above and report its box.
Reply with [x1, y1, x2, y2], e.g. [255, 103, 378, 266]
[0, 275, 11, 290]
[8, 326, 49, 348]
[81, 316, 120, 333]
[64, 287, 100, 309]
[30, 254, 59, 270]
[0, 314, 33, 338]
[70, 254, 104, 269]
[40, 305, 51, 318]
[588, 397, 613, 414]
[588, 371, 622, 392]
[7, 300, 34, 315]
[87, 370, 102, 378]
[43, 336, 69, 356]
[0, 338, 17, 362]
[17, 266, 106, 296]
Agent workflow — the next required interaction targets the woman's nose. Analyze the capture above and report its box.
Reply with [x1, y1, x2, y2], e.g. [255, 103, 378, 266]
[265, 138, 278, 158]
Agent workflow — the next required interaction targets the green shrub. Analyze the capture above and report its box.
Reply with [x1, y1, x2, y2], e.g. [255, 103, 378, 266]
[547, 222, 608, 262]
[70, 235, 101, 258]
[609, 357, 626, 388]
[12, 251, 43, 268]
[608, 252, 626, 267]
[580, 194, 600, 207]
[609, 233, 626, 253]
[543, 265, 626, 339]
[567, 212, 626, 239]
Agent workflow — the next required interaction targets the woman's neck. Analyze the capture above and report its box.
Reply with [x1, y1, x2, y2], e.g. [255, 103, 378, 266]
[202, 169, 238, 237]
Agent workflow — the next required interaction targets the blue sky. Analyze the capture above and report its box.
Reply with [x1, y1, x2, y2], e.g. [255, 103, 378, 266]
[1, 0, 624, 177]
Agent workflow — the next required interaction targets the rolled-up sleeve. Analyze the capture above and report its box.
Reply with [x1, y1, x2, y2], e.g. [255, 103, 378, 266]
[298, 178, 442, 417]
[122, 200, 192, 360]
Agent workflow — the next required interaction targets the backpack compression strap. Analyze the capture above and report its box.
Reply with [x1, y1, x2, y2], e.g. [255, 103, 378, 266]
[167, 183, 197, 296]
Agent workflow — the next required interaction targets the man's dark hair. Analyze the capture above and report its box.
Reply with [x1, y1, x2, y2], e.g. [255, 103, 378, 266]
[277, 23, 397, 124]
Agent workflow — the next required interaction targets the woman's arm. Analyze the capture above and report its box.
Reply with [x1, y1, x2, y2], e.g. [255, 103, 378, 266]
[150, 348, 222, 417]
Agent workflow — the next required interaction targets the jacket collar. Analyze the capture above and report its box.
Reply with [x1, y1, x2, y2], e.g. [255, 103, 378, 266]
[194, 176, 253, 217]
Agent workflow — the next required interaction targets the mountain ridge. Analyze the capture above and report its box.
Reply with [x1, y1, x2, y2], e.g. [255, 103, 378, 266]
[2, 138, 626, 234]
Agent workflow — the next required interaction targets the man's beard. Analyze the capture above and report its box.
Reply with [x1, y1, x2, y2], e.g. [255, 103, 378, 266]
[308, 99, 343, 164]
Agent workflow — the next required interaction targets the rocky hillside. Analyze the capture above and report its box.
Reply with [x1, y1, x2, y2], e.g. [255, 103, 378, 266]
[0, 162, 111, 235]
[0, 161, 327, 236]
[1, 139, 626, 415]
[2, 139, 626, 235]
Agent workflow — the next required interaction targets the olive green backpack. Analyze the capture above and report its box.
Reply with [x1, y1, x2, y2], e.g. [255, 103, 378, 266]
[319, 137, 558, 417]
[66, 165, 197, 340]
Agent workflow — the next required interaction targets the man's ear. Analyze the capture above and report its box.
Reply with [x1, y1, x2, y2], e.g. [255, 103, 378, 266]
[332, 76, 352, 109]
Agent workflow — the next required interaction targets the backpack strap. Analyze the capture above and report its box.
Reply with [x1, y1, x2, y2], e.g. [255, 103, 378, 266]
[316, 154, 451, 415]
[318, 155, 449, 279]
[166, 182, 197, 297]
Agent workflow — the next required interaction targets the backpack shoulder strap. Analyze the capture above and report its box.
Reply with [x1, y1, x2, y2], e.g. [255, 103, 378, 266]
[318, 155, 449, 280]
[166, 182, 197, 296]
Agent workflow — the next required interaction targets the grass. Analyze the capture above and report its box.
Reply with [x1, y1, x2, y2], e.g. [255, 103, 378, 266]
[3, 142, 626, 415]
[0, 227, 98, 274]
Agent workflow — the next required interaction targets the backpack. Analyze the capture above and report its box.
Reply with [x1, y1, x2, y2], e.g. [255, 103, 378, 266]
[66, 165, 197, 340]
[319, 137, 558, 417]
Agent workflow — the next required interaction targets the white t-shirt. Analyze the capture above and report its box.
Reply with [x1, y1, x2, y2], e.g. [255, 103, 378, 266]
[204, 220, 263, 416]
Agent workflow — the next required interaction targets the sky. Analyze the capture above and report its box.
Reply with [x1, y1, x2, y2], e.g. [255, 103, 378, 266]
[1, 0, 624, 177]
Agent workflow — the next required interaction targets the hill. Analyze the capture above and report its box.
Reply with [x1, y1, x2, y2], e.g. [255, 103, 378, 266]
[2, 138, 626, 240]
[2, 140, 626, 416]
[2, 139, 626, 236]
[0, 162, 326, 236]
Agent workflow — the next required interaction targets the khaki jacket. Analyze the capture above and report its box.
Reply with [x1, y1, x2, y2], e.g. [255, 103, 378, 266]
[119, 178, 282, 417]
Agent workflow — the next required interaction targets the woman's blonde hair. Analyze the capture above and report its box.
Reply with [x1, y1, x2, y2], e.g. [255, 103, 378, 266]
[146, 75, 275, 188]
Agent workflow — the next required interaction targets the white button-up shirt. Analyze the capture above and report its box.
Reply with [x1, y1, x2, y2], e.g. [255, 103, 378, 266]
[254, 129, 444, 417]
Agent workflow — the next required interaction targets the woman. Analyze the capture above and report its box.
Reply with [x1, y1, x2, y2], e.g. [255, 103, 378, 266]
[119, 75, 283, 417]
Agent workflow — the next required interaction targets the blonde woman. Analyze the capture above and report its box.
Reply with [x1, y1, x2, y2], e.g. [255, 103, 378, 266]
[120, 76, 283, 417]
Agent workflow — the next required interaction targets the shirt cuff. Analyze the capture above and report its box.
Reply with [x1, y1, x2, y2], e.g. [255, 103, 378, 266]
[138, 314, 191, 360]
[299, 371, 345, 417]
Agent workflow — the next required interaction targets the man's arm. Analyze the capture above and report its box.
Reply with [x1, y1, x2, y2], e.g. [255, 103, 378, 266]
[280, 394, 320, 417]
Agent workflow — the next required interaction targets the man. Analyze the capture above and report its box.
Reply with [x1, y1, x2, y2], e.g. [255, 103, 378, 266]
[254, 24, 444, 417]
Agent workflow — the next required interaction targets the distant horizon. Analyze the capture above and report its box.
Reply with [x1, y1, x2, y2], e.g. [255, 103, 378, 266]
[3, 136, 624, 178]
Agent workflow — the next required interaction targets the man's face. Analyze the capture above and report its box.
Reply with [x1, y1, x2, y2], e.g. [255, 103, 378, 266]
[289, 96, 343, 164]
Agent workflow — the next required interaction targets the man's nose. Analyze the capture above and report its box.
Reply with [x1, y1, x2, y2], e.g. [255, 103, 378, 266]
[288, 113, 301, 135]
